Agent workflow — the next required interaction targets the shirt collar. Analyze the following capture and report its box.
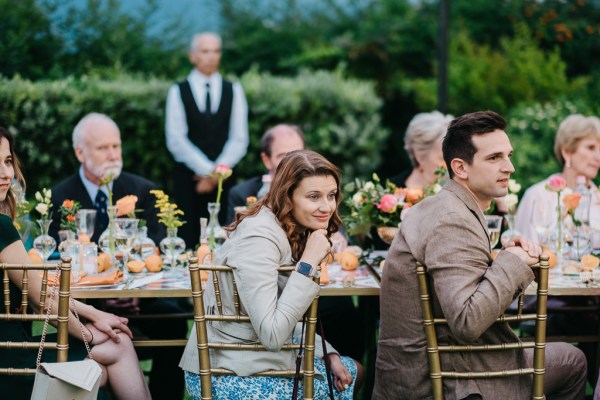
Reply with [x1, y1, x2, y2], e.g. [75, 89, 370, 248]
[189, 69, 221, 86]
[79, 166, 112, 201]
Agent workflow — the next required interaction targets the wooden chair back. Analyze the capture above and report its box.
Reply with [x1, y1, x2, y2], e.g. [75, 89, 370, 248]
[188, 256, 320, 400]
[416, 255, 549, 400]
[0, 256, 72, 375]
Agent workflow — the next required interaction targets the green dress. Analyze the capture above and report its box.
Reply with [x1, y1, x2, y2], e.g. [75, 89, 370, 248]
[0, 214, 102, 399]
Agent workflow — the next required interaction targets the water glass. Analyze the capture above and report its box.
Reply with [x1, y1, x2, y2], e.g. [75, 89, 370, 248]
[76, 209, 97, 241]
[484, 215, 502, 248]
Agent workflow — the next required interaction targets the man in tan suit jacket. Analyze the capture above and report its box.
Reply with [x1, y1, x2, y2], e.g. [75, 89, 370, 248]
[373, 111, 587, 399]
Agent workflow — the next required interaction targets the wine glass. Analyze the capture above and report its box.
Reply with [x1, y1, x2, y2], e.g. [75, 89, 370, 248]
[113, 218, 139, 278]
[76, 209, 96, 242]
[531, 200, 552, 246]
[484, 215, 502, 248]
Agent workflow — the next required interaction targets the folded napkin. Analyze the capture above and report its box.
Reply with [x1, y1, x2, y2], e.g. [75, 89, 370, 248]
[41, 269, 124, 287]
[74, 269, 123, 286]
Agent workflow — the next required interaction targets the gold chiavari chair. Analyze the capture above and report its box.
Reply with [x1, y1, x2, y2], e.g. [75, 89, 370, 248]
[416, 255, 549, 400]
[0, 256, 72, 375]
[188, 256, 320, 400]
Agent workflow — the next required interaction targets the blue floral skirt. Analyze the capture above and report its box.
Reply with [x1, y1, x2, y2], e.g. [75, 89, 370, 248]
[184, 356, 357, 400]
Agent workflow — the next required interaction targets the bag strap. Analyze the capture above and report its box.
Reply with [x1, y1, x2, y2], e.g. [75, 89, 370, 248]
[319, 314, 335, 400]
[36, 263, 94, 368]
[291, 316, 307, 400]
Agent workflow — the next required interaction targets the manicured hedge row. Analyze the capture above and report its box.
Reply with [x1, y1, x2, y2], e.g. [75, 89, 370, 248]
[0, 68, 389, 195]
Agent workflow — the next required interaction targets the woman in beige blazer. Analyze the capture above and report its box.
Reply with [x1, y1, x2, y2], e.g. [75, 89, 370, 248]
[180, 150, 361, 399]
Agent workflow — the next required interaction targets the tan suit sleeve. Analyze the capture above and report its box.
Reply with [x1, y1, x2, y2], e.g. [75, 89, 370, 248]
[425, 211, 534, 342]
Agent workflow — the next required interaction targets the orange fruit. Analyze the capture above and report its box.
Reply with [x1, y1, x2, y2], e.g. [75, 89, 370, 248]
[541, 247, 558, 269]
[200, 270, 209, 281]
[97, 253, 112, 272]
[145, 254, 163, 272]
[78, 233, 91, 244]
[581, 254, 600, 271]
[320, 264, 330, 285]
[490, 249, 500, 260]
[339, 251, 359, 271]
[28, 249, 43, 264]
[127, 259, 145, 273]
[196, 244, 212, 264]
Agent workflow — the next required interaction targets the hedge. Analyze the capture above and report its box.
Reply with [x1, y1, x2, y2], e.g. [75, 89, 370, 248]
[0, 68, 389, 195]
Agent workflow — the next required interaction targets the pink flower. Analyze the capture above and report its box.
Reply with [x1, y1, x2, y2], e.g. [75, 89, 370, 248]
[213, 164, 233, 179]
[547, 175, 566, 192]
[376, 194, 398, 213]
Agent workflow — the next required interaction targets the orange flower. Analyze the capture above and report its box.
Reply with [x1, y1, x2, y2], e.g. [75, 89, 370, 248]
[246, 196, 257, 206]
[116, 195, 138, 217]
[66, 214, 75, 223]
[405, 188, 424, 205]
[62, 199, 75, 209]
[562, 193, 582, 211]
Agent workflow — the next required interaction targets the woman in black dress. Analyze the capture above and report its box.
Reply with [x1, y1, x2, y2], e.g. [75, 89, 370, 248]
[0, 126, 150, 399]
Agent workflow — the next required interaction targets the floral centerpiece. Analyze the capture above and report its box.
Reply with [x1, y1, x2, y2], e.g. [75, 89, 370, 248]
[151, 190, 186, 267]
[32, 188, 56, 261]
[545, 175, 567, 255]
[206, 164, 232, 249]
[59, 199, 80, 233]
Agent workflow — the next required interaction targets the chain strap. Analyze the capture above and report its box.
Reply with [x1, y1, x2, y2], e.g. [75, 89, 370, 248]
[36, 262, 94, 368]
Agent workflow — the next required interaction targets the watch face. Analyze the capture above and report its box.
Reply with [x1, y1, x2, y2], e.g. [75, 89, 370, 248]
[297, 261, 313, 276]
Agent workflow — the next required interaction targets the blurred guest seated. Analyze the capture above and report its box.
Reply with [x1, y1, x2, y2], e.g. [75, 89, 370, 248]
[390, 111, 453, 189]
[49, 113, 187, 400]
[227, 124, 305, 223]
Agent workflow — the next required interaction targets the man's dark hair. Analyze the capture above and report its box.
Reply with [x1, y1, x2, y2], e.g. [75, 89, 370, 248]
[260, 124, 305, 156]
[442, 111, 507, 178]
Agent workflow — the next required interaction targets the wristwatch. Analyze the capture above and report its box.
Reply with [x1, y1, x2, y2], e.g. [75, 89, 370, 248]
[295, 261, 316, 277]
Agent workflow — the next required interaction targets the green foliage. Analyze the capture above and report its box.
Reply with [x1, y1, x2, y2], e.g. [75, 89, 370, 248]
[405, 25, 588, 116]
[0, 69, 388, 196]
[507, 99, 600, 191]
[238, 67, 389, 183]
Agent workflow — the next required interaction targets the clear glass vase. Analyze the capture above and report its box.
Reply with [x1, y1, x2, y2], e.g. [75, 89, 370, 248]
[33, 219, 57, 261]
[160, 228, 186, 268]
[98, 206, 119, 262]
[207, 202, 226, 250]
[132, 226, 156, 261]
[546, 204, 569, 258]
[500, 214, 522, 247]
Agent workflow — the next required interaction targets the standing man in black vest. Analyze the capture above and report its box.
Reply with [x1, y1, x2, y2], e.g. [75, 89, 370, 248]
[165, 32, 249, 249]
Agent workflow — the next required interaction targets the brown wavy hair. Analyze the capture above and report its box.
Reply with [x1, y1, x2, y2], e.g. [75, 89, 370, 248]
[0, 126, 25, 219]
[227, 149, 343, 262]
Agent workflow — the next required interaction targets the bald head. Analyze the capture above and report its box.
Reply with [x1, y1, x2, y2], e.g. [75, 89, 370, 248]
[189, 32, 222, 76]
[260, 124, 306, 174]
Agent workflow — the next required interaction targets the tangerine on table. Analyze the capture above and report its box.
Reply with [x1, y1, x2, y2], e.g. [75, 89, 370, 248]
[145, 254, 163, 272]
[339, 251, 359, 271]
[581, 254, 600, 271]
[78, 233, 91, 243]
[127, 260, 145, 273]
[541, 247, 558, 269]
[97, 253, 112, 273]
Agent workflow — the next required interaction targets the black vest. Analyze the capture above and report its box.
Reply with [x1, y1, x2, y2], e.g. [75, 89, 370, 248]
[177, 79, 234, 161]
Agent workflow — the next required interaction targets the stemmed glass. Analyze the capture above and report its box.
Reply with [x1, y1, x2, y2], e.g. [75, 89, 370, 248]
[484, 215, 502, 249]
[76, 209, 96, 242]
[531, 200, 552, 246]
[113, 218, 139, 279]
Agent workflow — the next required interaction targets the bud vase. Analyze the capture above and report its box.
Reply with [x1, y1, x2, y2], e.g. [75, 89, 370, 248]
[546, 204, 569, 258]
[207, 202, 226, 250]
[160, 228, 186, 268]
[98, 206, 119, 263]
[500, 214, 522, 247]
[33, 219, 57, 261]
[133, 226, 156, 260]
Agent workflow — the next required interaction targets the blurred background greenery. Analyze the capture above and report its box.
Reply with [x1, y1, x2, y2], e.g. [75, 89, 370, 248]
[1, 0, 599, 195]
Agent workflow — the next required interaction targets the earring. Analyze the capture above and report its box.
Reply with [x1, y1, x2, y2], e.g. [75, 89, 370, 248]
[565, 159, 571, 168]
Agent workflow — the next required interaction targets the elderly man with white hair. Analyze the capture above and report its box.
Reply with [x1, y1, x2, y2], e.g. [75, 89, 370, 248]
[50, 112, 188, 400]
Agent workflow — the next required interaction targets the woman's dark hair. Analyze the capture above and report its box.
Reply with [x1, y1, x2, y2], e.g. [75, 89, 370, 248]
[442, 110, 507, 178]
[228, 149, 343, 261]
[0, 126, 25, 219]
